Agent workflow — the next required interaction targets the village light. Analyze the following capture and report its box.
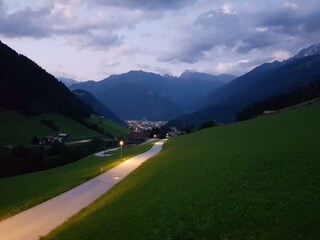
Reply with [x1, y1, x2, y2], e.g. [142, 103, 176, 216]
[120, 140, 124, 159]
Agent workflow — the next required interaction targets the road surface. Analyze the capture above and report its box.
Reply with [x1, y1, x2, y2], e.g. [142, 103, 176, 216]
[65, 139, 92, 145]
[94, 138, 159, 157]
[0, 139, 166, 240]
[94, 146, 120, 157]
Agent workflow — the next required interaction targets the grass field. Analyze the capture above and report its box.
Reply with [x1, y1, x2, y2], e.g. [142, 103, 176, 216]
[39, 113, 104, 140]
[44, 101, 320, 239]
[102, 119, 129, 138]
[0, 109, 103, 147]
[89, 115, 129, 139]
[0, 142, 155, 220]
[0, 109, 55, 146]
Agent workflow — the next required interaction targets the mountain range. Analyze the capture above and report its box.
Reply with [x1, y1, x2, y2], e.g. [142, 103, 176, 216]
[2, 38, 319, 127]
[73, 89, 126, 125]
[168, 43, 320, 126]
[70, 70, 236, 120]
[58, 77, 78, 87]
[98, 82, 185, 121]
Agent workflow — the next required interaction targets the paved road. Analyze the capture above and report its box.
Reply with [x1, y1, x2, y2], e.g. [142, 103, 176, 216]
[0, 140, 166, 240]
[94, 138, 159, 157]
[94, 146, 120, 157]
[140, 138, 159, 145]
[65, 139, 92, 145]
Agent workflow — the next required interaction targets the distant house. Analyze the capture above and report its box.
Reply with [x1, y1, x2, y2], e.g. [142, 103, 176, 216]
[127, 131, 149, 144]
[56, 133, 69, 142]
[58, 133, 69, 138]
[39, 136, 54, 145]
[166, 131, 177, 138]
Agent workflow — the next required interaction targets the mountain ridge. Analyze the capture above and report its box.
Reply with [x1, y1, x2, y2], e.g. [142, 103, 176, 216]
[58, 77, 78, 87]
[98, 82, 184, 121]
[0, 40, 92, 120]
[71, 70, 236, 116]
[73, 89, 126, 125]
[168, 44, 320, 126]
[291, 43, 320, 59]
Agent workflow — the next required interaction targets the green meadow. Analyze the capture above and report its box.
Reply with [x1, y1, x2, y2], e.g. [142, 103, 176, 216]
[89, 115, 129, 139]
[0, 109, 102, 146]
[40, 113, 103, 140]
[0, 109, 55, 146]
[0, 142, 154, 220]
[43, 101, 320, 239]
[101, 119, 129, 138]
[0, 110, 128, 147]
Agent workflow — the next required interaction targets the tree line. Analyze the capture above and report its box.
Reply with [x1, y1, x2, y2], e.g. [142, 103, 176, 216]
[235, 80, 320, 121]
[0, 139, 116, 178]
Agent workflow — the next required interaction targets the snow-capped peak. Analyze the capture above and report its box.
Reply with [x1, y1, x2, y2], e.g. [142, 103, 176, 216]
[293, 43, 320, 59]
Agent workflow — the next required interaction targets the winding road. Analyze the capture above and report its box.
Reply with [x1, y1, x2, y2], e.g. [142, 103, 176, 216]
[0, 139, 166, 240]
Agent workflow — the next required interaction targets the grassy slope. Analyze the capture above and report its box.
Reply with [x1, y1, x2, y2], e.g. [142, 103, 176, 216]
[0, 109, 55, 146]
[0, 109, 103, 146]
[40, 113, 103, 140]
[89, 115, 129, 138]
[44, 101, 320, 240]
[102, 119, 129, 138]
[0, 142, 155, 220]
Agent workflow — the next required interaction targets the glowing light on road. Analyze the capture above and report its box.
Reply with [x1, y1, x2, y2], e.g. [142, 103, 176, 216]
[120, 140, 124, 159]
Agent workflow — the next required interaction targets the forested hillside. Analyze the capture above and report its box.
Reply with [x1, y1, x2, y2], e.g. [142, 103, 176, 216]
[0, 41, 91, 120]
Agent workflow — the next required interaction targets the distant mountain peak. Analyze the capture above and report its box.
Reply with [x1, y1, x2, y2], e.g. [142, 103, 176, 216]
[179, 70, 236, 84]
[182, 69, 193, 73]
[293, 43, 320, 59]
[180, 69, 198, 77]
[57, 77, 78, 87]
[128, 69, 145, 74]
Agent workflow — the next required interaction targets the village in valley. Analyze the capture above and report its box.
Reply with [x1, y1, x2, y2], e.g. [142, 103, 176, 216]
[125, 120, 167, 131]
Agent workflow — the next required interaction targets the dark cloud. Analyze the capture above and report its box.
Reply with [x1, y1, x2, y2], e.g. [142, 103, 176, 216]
[90, 0, 197, 10]
[0, 0, 4, 11]
[261, 8, 320, 35]
[79, 32, 123, 49]
[0, 1, 126, 49]
[0, 4, 53, 38]
[159, 2, 320, 64]
[1, 0, 319, 74]
[158, 10, 243, 63]
[195, 10, 239, 30]
[237, 32, 280, 53]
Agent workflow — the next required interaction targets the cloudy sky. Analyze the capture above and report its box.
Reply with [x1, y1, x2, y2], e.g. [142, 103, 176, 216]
[0, 0, 319, 81]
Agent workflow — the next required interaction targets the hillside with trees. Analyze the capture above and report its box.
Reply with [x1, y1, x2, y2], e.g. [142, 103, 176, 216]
[73, 89, 126, 126]
[0, 41, 92, 120]
[71, 70, 236, 115]
[235, 80, 320, 121]
[168, 44, 320, 126]
[99, 82, 185, 121]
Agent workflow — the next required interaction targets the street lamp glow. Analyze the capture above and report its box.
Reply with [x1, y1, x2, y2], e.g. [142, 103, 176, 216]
[120, 140, 124, 159]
